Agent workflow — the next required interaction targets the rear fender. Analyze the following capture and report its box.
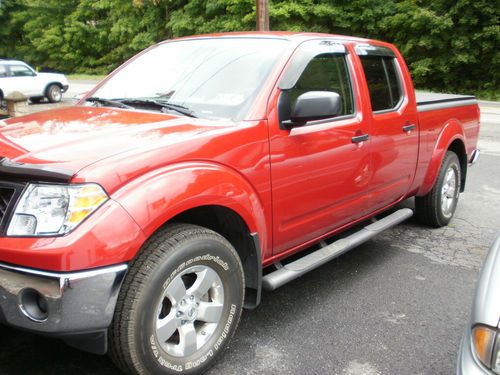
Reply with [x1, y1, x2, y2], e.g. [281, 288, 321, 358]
[112, 161, 268, 255]
[417, 121, 466, 196]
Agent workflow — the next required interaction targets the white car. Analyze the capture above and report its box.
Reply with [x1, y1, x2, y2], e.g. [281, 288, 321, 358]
[0, 60, 69, 103]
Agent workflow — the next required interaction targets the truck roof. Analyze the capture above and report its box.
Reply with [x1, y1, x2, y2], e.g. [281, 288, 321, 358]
[161, 31, 383, 46]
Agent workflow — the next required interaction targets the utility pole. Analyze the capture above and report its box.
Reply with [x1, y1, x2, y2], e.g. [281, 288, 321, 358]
[256, 0, 269, 31]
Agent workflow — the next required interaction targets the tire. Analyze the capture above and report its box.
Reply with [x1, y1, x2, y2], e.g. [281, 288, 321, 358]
[109, 223, 245, 375]
[415, 151, 461, 227]
[46, 84, 62, 103]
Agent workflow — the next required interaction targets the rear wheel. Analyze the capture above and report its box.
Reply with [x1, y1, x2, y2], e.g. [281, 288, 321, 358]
[109, 223, 244, 374]
[415, 151, 461, 227]
[46, 84, 62, 103]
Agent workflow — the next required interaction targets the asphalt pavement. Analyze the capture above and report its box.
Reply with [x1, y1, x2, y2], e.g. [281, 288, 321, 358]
[1, 100, 499, 375]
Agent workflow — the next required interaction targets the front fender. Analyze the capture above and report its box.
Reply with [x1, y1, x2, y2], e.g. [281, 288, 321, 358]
[111, 161, 268, 253]
[417, 120, 466, 196]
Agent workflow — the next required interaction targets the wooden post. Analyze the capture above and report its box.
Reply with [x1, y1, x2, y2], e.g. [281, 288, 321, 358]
[256, 0, 269, 31]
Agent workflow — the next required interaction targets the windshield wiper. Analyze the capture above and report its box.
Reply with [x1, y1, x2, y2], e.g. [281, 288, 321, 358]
[85, 97, 133, 109]
[118, 98, 197, 118]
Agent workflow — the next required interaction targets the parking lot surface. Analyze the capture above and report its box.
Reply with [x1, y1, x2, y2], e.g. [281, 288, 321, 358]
[1, 102, 499, 375]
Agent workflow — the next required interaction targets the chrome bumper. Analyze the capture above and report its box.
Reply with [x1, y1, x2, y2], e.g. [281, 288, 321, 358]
[470, 149, 480, 165]
[0, 262, 127, 334]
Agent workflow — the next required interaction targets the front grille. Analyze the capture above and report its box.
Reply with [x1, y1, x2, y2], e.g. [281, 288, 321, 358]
[0, 182, 25, 234]
[0, 187, 14, 223]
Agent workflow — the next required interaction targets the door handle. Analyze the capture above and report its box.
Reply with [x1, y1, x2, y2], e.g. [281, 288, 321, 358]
[403, 124, 416, 132]
[352, 134, 369, 143]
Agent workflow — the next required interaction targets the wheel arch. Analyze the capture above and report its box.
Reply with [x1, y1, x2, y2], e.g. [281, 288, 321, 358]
[170, 205, 262, 309]
[448, 138, 467, 192]
[417, 121, 467, 196]
[111, 162, 269, 308]
[44, 81, 63, 95]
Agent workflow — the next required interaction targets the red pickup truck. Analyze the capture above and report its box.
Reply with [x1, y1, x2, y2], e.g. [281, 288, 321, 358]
[0, 32, 479, 374]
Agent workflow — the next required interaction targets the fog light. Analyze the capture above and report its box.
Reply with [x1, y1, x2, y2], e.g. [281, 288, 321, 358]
[19, 288, 49, 322]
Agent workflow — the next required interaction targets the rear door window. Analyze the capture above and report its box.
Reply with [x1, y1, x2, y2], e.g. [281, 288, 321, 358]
[360, 55, 402, 112]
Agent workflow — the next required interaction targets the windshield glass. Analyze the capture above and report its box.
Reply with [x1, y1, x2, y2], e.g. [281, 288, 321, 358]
[91, 38, 289, 120]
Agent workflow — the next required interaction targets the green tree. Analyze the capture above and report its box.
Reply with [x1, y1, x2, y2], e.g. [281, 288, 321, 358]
[0, 0, 498, 97]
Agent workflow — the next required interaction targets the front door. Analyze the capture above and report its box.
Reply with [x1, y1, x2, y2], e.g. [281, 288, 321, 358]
[6, 64, 39, 97]
[268, 40, 371, 254]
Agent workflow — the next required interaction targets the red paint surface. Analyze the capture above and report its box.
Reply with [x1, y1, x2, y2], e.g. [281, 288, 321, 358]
[0, 32, 479, 272]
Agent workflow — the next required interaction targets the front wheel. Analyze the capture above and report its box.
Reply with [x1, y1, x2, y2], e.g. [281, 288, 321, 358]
[109, 224, 244, 374]
[415, 151, 461, 227]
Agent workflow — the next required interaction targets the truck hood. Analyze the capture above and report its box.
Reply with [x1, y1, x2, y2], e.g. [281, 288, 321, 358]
[38, 72, 68, 83]
[0, 106, 234, 176]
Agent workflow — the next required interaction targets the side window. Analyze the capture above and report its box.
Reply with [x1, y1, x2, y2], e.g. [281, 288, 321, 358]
[9, 65, 35, 77]
[359, 56, 402, 112]
[0, 65, 7, 78]
[290, 53, 354, 116]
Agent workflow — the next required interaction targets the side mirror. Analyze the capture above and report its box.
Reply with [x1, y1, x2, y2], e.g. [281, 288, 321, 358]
[284, 91, 342, 129]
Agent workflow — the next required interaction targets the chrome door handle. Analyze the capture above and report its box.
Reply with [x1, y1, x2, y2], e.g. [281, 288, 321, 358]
[403, 124, 416, 132]
[352, 134, 369, 143]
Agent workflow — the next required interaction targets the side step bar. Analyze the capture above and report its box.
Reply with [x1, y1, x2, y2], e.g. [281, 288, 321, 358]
[262, 208, 413, 291]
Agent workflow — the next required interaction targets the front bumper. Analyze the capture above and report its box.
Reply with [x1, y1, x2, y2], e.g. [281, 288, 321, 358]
[0, 262, 127, 353]
[470, 149, 480, 165]
[457, 327, 494, 375]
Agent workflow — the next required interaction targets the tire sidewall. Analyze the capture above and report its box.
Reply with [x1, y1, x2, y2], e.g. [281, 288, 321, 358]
[435, 153, 461, 224]
[134, 237, 243, 374]
[47, 84, 61, 102]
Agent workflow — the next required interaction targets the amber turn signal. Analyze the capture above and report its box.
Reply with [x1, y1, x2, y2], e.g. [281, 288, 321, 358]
[472, 325, 496, 369]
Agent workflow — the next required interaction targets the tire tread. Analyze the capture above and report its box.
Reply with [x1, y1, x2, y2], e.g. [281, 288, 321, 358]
[109, 223, 244, 375]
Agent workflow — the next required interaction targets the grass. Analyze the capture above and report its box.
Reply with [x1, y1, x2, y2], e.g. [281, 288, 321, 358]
[67, 74, 106, 82]
[474, 90, 500, 102]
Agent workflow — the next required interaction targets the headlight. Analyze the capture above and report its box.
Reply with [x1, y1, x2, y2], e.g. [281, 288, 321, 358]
[7, 183, 108, 236]
[472, 325, 500, 374]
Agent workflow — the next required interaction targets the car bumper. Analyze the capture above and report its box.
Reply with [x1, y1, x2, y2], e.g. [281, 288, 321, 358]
[470, 149, 480, 165]
[62, 84, 69, 93]
[457, 327, 494, 375]
[0, 262, 127, 352]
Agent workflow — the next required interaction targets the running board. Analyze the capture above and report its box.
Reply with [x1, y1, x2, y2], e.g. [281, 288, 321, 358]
[262, 208, 413, 291]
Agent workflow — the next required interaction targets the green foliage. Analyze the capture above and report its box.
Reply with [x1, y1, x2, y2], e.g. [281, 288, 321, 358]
[0, 0, 498, 97]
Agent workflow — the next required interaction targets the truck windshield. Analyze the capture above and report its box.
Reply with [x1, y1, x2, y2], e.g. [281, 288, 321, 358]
[90, 38, 289, 121]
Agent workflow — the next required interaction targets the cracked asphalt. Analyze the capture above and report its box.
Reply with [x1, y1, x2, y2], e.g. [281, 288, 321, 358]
[1, 103, 499, 375]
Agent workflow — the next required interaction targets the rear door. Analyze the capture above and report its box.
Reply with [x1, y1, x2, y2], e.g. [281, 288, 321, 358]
[356, 45, 418, 210]
[268, 40, 371, 254]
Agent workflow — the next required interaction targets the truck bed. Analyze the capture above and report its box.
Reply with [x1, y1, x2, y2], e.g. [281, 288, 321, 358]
[416, 91, 477, 112]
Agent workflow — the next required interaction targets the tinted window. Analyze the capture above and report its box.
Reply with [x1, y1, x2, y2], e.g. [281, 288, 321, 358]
[360, 56, 402, 112]
[290, 53, 354, 116]
[9, 65, 35, 77]
[0, 65, 6, 78]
